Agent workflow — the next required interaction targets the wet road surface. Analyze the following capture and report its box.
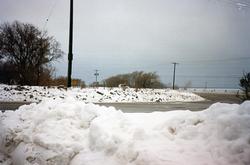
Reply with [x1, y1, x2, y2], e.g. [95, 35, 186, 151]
[0, 93, 241, 113]
[0, 101, 237, 113]
[98, 101, 214, 113]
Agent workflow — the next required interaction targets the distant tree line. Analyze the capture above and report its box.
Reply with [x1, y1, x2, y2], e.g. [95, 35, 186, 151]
[0, 21, 63, 86]
[104, 71, 165, 89]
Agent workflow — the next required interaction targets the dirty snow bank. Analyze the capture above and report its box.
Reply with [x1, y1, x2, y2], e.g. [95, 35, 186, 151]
[0, 84, 204, 103]
[0, 98, 250, 165]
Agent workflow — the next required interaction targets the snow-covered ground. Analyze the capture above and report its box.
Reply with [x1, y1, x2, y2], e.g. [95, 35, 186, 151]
[0, 85, 204, 103]
[0, 98, 249, 165]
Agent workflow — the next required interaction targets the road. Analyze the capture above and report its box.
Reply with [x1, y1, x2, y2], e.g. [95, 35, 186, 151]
[1, 101, 215, 113]
[0, 93, 241, 113]
[98, 101, 214, 113]
[99, 93, 241, 112]
[0, 102, 237, 113]
[0, 101, 33, 111]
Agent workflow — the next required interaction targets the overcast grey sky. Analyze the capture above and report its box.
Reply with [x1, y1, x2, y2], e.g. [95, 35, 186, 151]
[0, 0, 250, 88]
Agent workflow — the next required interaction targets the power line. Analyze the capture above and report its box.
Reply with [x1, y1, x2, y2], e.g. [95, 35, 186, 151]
[43, 0, 61, 30]
[215, 0, 250, 9]
[107, 56, 250, 68]
[179, 56, 250, 64]
[177, 75, 241, 79]
[122, 57, 250, 70]
[161, 74, 241, 78]
[223, 0, 250, 6]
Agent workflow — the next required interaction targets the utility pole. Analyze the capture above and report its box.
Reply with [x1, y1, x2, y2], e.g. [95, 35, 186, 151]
[172, 62, 179, 90]
[94, 70, 99, 87]
[67, 0, 74, 87]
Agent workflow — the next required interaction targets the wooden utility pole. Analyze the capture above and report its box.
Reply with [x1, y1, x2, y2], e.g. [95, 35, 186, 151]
[67, 0, 74, 87]
[172, 62, 179, 90]
[94, 70, 99, 87]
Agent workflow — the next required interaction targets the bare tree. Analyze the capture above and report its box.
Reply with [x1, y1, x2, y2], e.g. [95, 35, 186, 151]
[104, 71, 165, 89]
[184, 80, 192, 90]
[0, 21, 63, 85]
[0, 61, 18, 84]
[239, 72, 250, 100]
[104, 74, 129, 87]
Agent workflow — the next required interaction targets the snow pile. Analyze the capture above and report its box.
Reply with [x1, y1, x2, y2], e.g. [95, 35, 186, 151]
[0, 98, 250, 165]
[0, 84, 204, 103]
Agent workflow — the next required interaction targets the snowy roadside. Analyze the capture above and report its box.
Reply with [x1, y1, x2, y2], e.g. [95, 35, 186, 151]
[0, 84, 205, 103]
[0, 98, 250, 165]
